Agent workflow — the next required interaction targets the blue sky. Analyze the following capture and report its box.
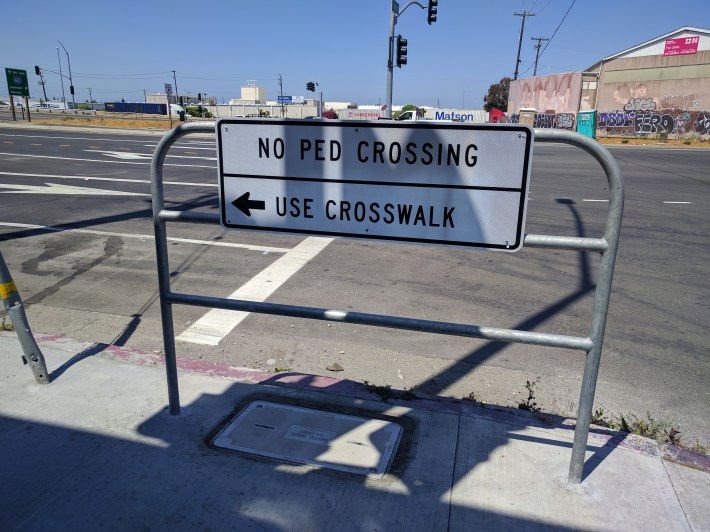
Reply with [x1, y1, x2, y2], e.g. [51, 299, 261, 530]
[3, 0, 709, 108]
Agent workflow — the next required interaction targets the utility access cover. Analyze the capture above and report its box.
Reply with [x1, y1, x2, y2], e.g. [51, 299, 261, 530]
[217, 119, 533, 251]
[211, 401, 403, 478]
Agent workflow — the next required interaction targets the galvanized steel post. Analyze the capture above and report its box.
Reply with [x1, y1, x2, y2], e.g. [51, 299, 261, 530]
[537, 130, 625, 483]
[150, 122, 215, 415]
[0, 250, 50, 384]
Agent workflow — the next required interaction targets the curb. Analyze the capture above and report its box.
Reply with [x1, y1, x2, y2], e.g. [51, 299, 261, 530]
[8, 331, 708, 473]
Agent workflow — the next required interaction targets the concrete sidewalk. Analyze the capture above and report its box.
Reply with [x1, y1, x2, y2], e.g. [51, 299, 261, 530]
[1, 331, 708, 531]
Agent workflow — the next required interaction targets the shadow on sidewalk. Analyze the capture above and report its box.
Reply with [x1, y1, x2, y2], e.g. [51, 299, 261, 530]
[1, 380, 610, 531]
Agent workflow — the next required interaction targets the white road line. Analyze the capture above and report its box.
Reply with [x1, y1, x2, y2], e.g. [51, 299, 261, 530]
[0, 222, 289, 253]
[0, 182, 149, 196]
[0, 133, 162, 144]
[0, 171, 217, 188]
[177, 236, 333, 346]
[583, 199, 609, 202]
[0, 152, 215, 169]
[663, 201, 693, 204]
[85, 149, 217, 161]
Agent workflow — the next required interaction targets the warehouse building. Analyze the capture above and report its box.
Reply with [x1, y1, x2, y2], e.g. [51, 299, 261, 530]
[507, 26, 710, 138]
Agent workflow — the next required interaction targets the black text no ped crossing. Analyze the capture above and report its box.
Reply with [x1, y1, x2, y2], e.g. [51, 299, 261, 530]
[150, 120, 623, 484]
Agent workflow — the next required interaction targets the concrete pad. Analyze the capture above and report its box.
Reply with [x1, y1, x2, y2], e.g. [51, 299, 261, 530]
[0, 332, 706, 531]
[0, 334, 456, 530]
[448, 415, 690, 531]
[664, 460, 710, 531]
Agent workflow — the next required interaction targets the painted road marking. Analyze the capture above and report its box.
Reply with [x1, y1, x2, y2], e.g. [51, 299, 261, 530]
[0, 171, 215, 188]
[177, 236, 333, 346]
[0, 133, 163, 144]
[663, 201, 692, 204]
[85, 149, 216, 161]
[0, 171, 216, 188]
[0, 152, 214, 168]
[84, 150, 152, 160]
[0, 222, 290, 253]
[583, 199, 609, 202]
[0, 182, 149, 196]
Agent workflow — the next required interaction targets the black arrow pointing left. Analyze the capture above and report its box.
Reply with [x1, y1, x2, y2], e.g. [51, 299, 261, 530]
[232, 192, 266, 217]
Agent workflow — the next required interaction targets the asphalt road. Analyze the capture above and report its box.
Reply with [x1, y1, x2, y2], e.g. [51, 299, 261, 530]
[0, 121, 708, 447]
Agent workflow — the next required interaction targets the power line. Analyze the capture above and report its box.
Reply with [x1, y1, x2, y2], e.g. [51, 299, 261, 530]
[531, 37, 550, 75]
[538, 0, 576, 58]
[519, 0, 575, 77]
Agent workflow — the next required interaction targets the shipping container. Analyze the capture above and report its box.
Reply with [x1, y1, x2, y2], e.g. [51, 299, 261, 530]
[104, 102, 167, 115]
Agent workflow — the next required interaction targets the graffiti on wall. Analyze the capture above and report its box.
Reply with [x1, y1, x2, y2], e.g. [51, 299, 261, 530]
[624, 98, 656, 111]
[695, 112, 710, 135]
[599, 108, 710, 135]
[509, 111, 576, 130]
[598, 95, 710, 136]
[659, 94, 701, 110]
[507, 73, 582, 115]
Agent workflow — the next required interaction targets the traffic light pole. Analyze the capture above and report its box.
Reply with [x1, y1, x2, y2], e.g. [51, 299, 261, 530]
[385, 6, 396, 119]
[385, 1, 433, 119]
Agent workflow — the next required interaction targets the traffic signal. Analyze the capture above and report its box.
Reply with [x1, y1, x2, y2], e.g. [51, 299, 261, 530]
[427, 0, 437, 24]
[198, 93, 202, 101]
[179, 96, 184, 105]
[70, 85, 75, 95]
[396, 35, 408, 67]
[306, 81, 316, 92]
[35, 65, 41, 76]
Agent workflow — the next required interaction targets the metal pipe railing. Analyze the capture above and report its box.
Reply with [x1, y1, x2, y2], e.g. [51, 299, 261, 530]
[150, 123, 623, 484]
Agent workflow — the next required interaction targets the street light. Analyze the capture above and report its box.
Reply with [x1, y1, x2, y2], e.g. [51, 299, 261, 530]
[56, 47, 66, 106]
[57, 41, 75, 109]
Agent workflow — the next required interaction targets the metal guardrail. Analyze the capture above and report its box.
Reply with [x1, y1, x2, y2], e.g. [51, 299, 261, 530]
[150, 123, 623, 484]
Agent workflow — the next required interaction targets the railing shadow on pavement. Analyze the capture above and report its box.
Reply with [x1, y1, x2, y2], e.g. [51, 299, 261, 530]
[1, 363, 632, 532]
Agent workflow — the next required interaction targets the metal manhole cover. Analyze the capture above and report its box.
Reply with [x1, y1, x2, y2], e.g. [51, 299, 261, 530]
[211, 401, 403, 478]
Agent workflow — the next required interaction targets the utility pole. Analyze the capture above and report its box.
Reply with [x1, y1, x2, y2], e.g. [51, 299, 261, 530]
[172, 70, 179, 105]
[278, 73, 284, 117]
[531, 36, 549, 76]
[35, 67, 48, 102]
[88, 87, 93, 109]
[513, 11, 535, 80]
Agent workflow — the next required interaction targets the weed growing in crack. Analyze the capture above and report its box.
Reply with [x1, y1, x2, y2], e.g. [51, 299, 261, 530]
[362, 381, 416, 401]
[591, 408, 696, 450]
[518, 377, 541, 412]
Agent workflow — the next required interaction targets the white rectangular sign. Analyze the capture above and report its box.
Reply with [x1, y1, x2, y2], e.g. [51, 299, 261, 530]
[217, 119, 533, 251]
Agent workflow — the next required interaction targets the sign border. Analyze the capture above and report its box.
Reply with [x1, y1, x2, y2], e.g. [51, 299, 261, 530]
[216, 119, 533, 251]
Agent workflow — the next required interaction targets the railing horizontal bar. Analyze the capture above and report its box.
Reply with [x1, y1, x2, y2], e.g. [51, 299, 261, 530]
[166, 291, 594, 352]
[524, 234, 608, 252]
[157, 211, 607, 253]
[159, 210, 220, 224]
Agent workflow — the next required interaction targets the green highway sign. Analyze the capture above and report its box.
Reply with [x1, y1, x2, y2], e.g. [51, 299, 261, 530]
[5, 68, 29, 97]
